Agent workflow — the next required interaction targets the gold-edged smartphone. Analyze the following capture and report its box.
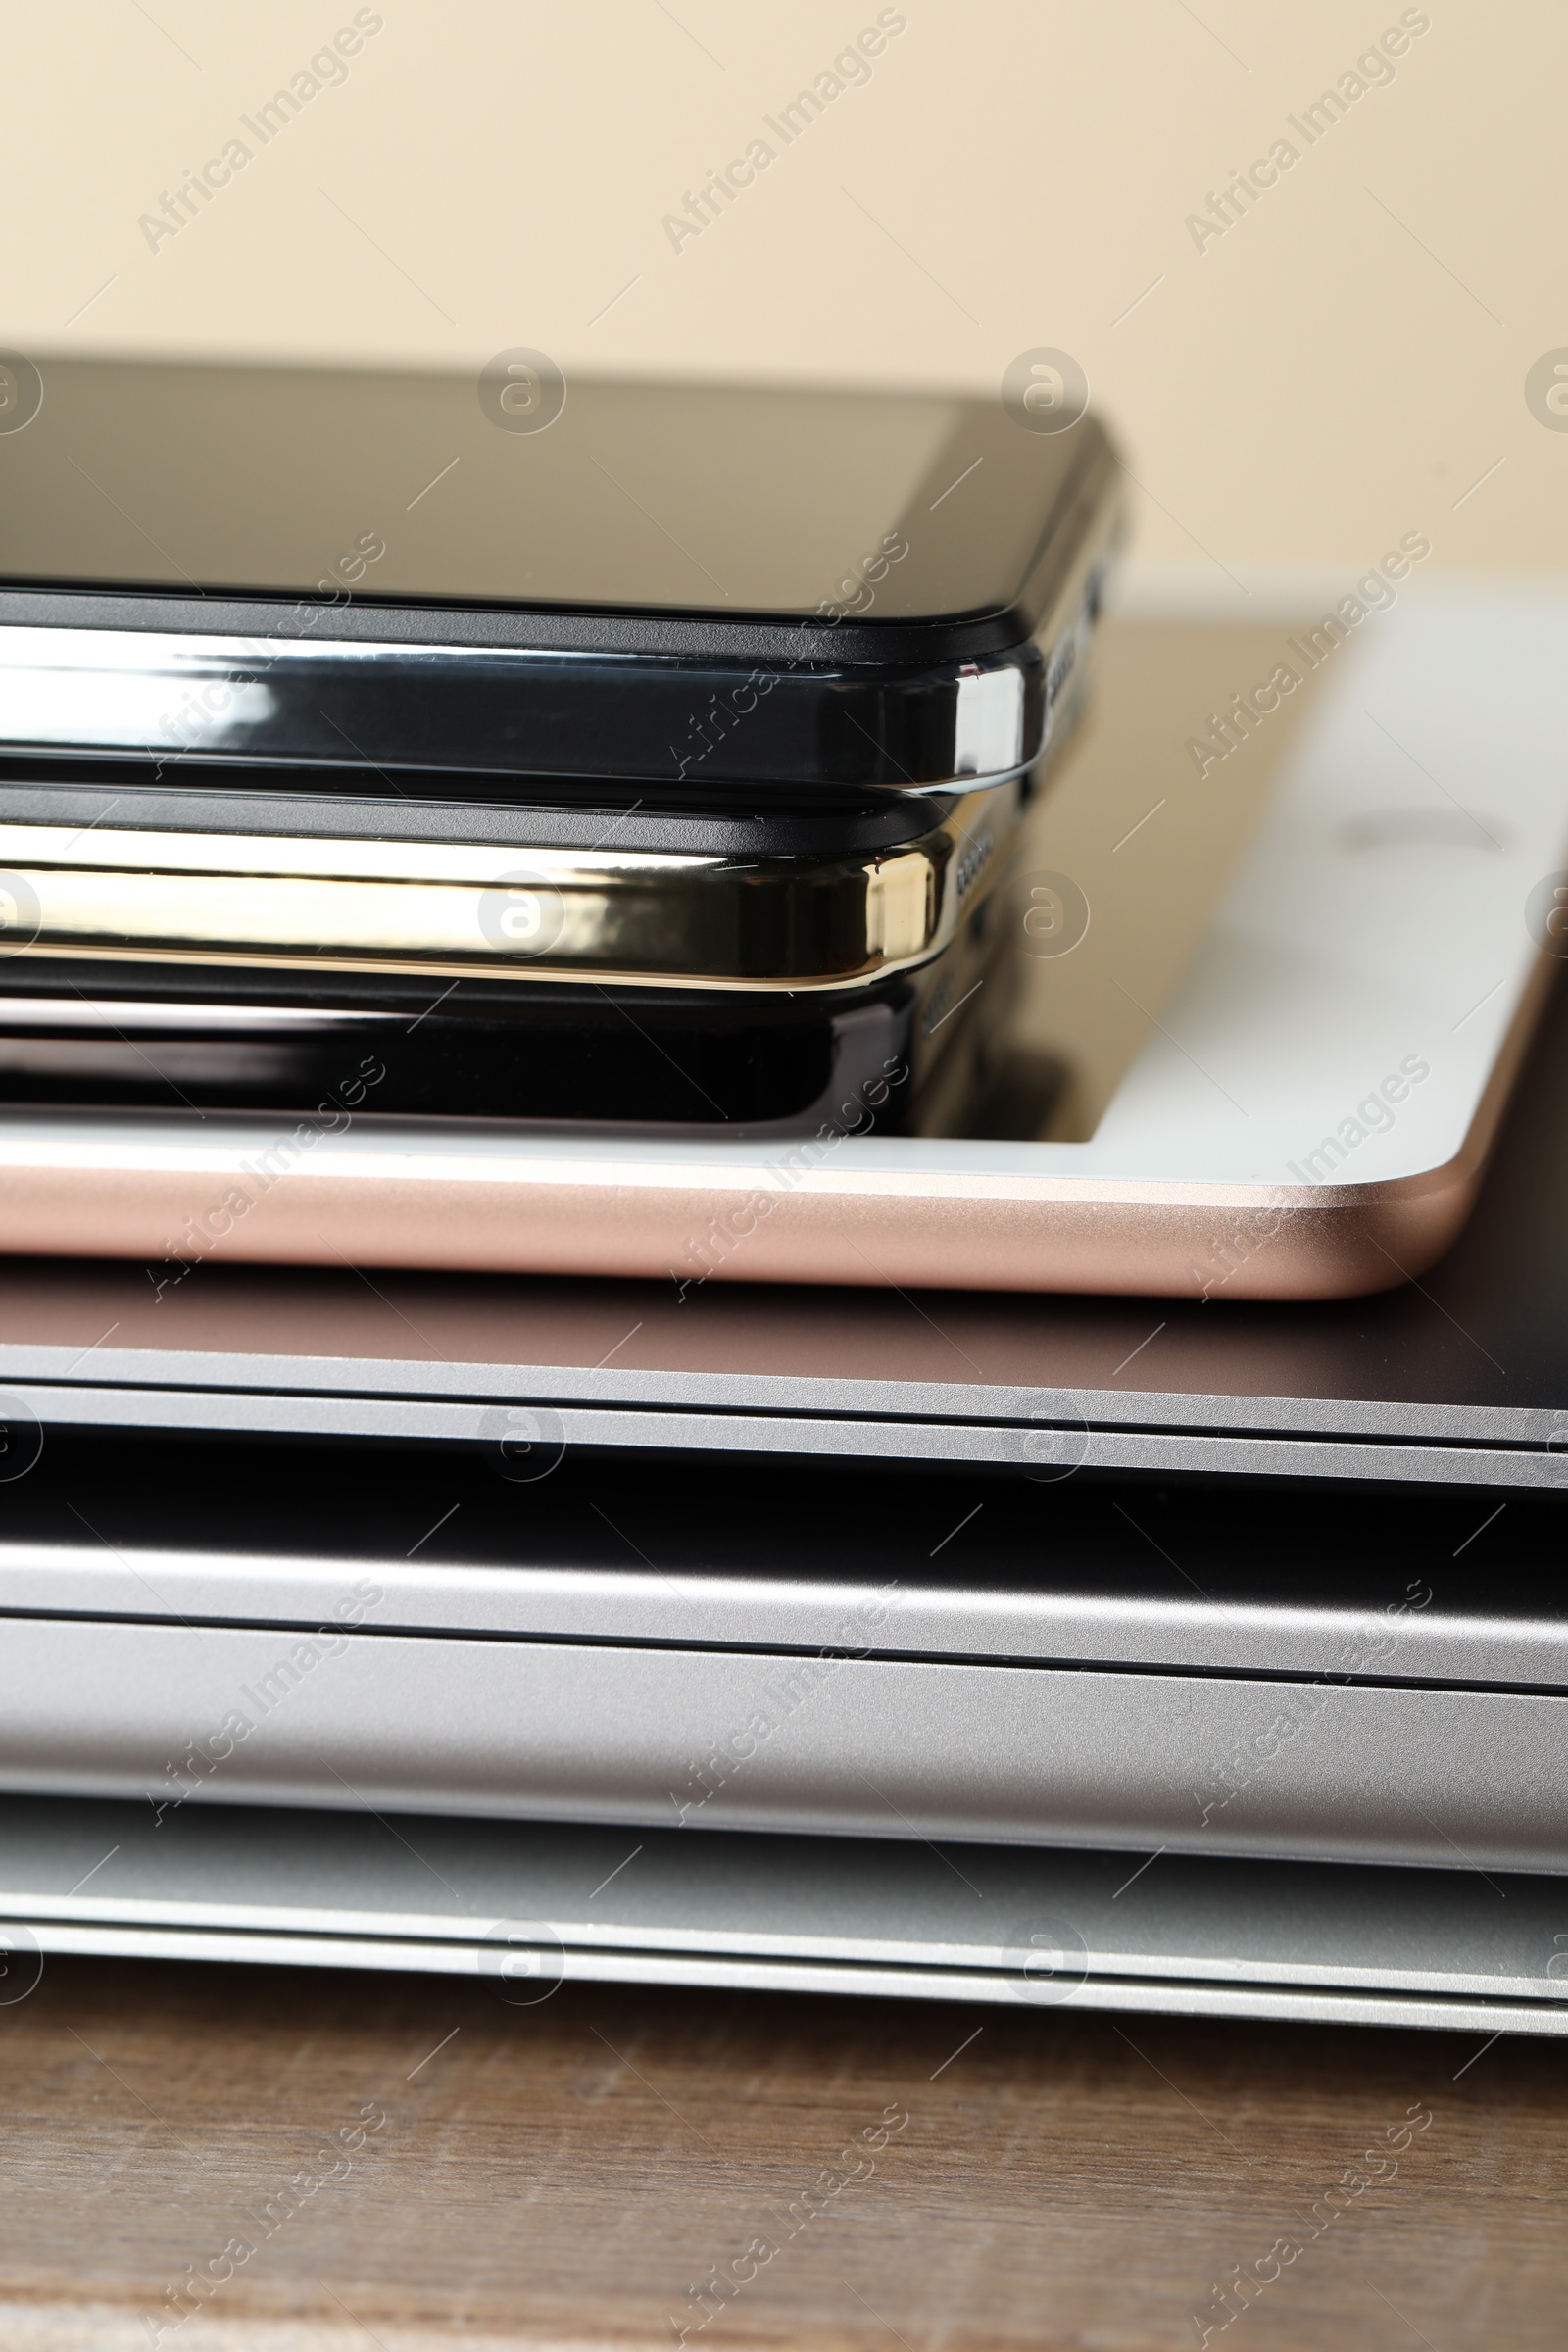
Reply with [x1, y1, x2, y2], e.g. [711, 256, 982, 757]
[0, 775, 1026, 1138]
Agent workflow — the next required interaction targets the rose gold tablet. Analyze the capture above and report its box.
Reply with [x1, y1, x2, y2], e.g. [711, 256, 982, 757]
[0, 590, 1560, 1300]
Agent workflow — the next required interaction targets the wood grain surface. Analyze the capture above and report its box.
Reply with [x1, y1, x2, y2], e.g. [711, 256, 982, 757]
[0, 1957, 1561, 2349]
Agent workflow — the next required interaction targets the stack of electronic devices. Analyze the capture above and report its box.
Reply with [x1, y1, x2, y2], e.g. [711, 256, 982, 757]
[3, 350, 1568, 2040]
[0, 357, 1119, 1161]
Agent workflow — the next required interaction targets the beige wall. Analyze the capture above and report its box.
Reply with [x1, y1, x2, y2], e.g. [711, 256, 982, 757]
[6, 0, 1565, 575]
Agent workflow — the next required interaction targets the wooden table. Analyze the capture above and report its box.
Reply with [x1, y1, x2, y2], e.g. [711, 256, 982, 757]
[0, 1956, 1560, 2348]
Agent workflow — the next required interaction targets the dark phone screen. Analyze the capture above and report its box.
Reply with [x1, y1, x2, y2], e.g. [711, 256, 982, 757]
[0, 356, 1092, 625]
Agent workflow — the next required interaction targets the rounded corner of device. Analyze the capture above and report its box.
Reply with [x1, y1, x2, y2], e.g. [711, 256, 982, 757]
[1213, 1161, 1487, 1304]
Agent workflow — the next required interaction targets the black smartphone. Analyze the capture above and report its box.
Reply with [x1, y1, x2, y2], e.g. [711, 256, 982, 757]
[0, 358, 1120, 794]
[0, 907, 1013, 1140]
